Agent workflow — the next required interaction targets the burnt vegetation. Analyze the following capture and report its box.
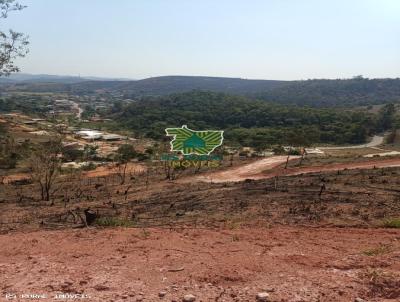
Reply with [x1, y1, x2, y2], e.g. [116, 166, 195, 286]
[1, 163, 400, 232]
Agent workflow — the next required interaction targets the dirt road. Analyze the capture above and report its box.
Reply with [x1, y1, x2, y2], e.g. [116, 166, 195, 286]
[319, 135, 384, 150]
[189, 156, 400, 183]
[184, 156, 299, 183]
[1, 227, 399, 302]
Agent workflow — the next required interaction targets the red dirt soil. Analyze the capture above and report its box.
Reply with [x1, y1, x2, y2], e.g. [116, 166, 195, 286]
[1, 227, 399, 302]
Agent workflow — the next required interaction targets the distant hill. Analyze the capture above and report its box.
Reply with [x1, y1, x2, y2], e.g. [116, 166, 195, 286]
[256, 78, 400, 107]
[1, 74, 400, 107]
[0, 75, 288, 95]
[112, 76, 287, 96]
[0, 73, 133, 84]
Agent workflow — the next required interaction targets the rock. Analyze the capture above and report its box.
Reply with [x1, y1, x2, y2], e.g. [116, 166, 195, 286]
[182, 294, 196, 302]
[158, 290, 167, 298]
[135, 295, 143, 301]
[93, 284, 110, 291]
[355, 298, 366, 302]
[256, 292, 270, 301]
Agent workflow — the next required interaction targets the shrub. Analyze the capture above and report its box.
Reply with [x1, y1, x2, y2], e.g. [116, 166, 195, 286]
[95, 217, 134, 227]
[383, 218, 400, 229]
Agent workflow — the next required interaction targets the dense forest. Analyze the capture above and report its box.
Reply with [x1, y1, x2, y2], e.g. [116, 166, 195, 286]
[0, 95, 52, 115]
[257, 77, 400, 107]
[2, 76, 400, 108]
[109, 91, 396, 148]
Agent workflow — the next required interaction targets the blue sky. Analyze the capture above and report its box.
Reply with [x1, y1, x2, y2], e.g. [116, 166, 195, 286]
[4, 0, 400, 80]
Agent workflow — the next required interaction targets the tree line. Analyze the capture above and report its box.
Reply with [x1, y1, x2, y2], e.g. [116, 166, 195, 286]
[107, 91, 397, 149]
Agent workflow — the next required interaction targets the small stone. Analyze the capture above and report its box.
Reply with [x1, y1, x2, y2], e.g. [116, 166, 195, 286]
[183, 294, 196, 302]
[135, 295, 143, 302]
[256, 292, 270, 301]
[158, 291, 167, 298]
[355, 298, 366, 302]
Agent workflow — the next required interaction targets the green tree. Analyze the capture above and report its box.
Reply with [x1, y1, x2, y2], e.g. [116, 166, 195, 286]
[377, 103, 396, 131]
[0, 0, 29, 76]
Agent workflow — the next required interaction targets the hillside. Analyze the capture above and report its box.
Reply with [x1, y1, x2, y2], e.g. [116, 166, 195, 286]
[1, 75, 400, 107]
[110, 91, 384, 147]
[0, 75, 287, 96]
[257, 77, 400, 107]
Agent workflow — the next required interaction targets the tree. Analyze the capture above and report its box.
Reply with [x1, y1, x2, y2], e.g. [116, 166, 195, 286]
[83, 144, 98, 160]
[28, 139, 62, 201]
[377, 103, 396, 131]
[114, 144, 137, 184]
[0, 0, 29, 76]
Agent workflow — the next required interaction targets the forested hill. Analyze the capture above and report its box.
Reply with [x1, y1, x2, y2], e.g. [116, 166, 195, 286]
[108, 91, 396, 148]
[256, 78, 400, 107]
[1, 75, 400, 107]
[0, 76, 287, 96]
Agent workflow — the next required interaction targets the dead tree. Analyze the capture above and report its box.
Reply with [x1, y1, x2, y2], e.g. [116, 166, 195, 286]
[114, 144, 137, 185]
[298, 147, 307, 166]
[28, 139, 62, 201]
[284, 154, 290, 169]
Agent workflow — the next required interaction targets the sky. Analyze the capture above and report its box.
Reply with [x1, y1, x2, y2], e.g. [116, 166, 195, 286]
[3, 0, 400, 80]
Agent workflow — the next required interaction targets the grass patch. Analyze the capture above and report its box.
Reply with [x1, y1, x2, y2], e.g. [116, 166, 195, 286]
[383, 218, 400, 229]
[362, 244, 392, 256]
[95, 217, 135, 227]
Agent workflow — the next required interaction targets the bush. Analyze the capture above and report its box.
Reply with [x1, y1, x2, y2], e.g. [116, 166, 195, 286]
[95, 217, 134, 227]
[383, 218, 400, 228]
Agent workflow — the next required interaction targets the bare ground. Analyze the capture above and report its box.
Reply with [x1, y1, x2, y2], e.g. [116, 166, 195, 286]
[1, 158, 400, 301]
[1, 227, 400, 302]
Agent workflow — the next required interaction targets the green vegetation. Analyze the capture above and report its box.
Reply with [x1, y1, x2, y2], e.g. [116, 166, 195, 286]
[108, 91, 389, 148]
[95, 217, 135, 227]
[0, 94, 52, 116]
[3, 76, 400, 108]
[362, 244, 392, 256]
[383, 218, 400, 229]
[257, 77, 400, 107]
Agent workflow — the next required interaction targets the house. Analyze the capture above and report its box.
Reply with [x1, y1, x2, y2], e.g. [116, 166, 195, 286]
[76, 130, 103, 140]
[29, 130, 50, 136]
[23, 120, 37, 125]
[304, 148, 325, 155]
[101, 134, 127, 141]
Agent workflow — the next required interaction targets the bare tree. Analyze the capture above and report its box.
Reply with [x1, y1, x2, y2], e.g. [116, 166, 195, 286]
[114, 144, 136, 185]
[28, 139, 62, 201]
[0, 0, 29, 76]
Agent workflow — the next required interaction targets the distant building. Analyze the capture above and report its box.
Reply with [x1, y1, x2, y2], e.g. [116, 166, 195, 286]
[101, 134, 127, 141]
[29, 130, 50, 136]
[304, 148, 325, 155]
[76, 130, 103, 140]
[23, 120, 37, 125]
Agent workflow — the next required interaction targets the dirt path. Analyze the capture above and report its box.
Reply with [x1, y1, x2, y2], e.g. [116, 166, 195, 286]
[182, 156, 299, 183]
[71, 101, 83, 120]
[319, 135, 384, 150]
[1, 227, 399, 302]
[188, 156, 400, 183]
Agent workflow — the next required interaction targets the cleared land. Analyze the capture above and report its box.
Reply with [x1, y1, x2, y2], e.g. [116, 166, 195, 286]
[1, 227, 399, 302]
[1, 116, 400, 301]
